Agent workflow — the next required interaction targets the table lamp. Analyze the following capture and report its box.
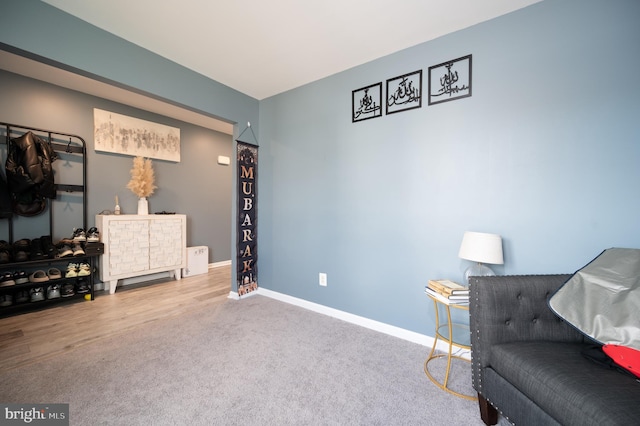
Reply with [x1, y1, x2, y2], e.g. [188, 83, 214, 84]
[458, 231, 504, 286]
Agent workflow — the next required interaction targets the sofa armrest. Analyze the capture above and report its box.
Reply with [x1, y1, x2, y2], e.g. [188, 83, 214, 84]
[469, 274, 584, 394]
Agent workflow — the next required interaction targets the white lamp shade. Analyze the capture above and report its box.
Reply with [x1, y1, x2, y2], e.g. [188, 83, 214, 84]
[458, 231, 504, 265]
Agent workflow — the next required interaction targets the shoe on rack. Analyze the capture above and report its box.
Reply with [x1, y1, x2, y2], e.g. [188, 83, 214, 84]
[57, 241, 73, 258]
[15, 271, 29, 285]
[86, 227, 100, 243]
[72, 228, 86, 242]
[15, 290, 29, 304]
[47, 284, 61, 299]
[73, 243, 85, 257]
[77, 263, 91, 277]
[12, 239, 30, 262]
[65, 263, 79, 278]
[0, 272, 16, 287]
[47, 268, 62, 280]
[61, 282, 75, 298]
[0, 293, 13, 307]
[76, 278, 89, 294]
[30, 287, 45, 302]
[30, 237, 46, 260]
[40, 235, 56, 259]
[29, 270, 50, 283]
[0, 240, 12, 263]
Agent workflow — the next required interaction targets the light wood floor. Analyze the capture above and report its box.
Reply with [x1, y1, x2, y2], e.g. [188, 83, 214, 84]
[0, 265, 231, 372]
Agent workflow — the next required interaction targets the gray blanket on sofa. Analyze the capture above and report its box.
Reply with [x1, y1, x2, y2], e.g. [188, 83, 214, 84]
[549, 248, 640, 349]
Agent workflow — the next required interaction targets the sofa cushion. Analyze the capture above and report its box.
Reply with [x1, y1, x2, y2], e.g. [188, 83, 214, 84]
[490, 341, 640, 426]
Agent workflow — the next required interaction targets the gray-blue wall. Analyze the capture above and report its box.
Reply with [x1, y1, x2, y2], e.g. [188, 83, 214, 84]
[2, 0, 640, 338]
[0, 69, 233, 264]
[257, 0, 640, 334]
[1, 0, 258, 129]
[2, 0, 260, 275]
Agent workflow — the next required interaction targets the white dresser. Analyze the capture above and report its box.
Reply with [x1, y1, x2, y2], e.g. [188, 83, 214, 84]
[96, 214, 187, 294]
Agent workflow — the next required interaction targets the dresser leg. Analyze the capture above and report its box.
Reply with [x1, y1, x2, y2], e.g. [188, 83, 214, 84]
[108, 279, 118, 294]
[174, 268, 182, 280]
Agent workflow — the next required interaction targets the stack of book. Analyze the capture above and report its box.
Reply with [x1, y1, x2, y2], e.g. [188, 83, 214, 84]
[425, 279, 469, 304]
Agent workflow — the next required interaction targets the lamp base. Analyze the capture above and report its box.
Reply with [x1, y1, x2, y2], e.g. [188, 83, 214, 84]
[463, 263, 495, 287]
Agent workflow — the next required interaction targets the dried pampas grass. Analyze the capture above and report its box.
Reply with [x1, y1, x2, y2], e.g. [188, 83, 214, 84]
[126, 156, 157, 198]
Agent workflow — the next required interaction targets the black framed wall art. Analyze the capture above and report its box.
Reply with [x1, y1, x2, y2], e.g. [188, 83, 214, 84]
[428, 55, 472, 106]
[386, 70, 422, 115]
[352, 82, 382, 123]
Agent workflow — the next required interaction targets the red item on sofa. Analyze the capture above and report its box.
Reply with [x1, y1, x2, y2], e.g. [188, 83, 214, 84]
[603, 344, 640, 379]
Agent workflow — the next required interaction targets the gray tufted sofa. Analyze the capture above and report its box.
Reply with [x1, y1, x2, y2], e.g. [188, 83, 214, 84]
[469, 274, 640, 425]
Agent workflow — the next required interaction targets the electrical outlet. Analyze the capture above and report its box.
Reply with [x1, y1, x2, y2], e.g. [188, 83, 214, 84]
[319, 273, 327, 286]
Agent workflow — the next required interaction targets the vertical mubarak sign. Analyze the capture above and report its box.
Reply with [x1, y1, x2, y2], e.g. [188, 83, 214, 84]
[236, 142, 258, 296]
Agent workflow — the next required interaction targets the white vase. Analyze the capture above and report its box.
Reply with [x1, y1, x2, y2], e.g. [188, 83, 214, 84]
[137, 197, 149, 215]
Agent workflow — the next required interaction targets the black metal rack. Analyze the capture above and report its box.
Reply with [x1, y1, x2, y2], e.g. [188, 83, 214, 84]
[0, 122, 94, 316]
[1, 122, 87, 242]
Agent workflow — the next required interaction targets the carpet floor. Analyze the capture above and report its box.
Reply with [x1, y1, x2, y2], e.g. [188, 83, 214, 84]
[0, 294, 496, 425]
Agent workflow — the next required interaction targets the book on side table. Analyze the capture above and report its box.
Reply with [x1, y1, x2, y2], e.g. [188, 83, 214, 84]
[425, 279, 469, 304]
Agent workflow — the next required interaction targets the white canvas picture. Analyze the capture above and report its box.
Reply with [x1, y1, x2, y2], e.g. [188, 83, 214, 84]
[94, 108, 180, 162]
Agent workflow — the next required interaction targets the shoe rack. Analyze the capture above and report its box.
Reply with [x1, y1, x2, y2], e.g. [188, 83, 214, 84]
[0, 122, 97, 317]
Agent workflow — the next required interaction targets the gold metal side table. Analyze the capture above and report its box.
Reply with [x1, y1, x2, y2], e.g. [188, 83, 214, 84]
[423, 291, 477, 401]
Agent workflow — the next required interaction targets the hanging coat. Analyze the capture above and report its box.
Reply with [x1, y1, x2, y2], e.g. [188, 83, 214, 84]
[5, 131, 57, 216]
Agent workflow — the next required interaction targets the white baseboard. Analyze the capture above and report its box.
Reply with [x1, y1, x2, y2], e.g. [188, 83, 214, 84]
[254, 287, 470, 359]
[210, 260, 231, 268]
[227, 288, 260, 300]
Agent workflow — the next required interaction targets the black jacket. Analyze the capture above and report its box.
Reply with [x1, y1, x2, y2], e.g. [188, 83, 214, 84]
[6, 131, 57, 198]
[5, 131, 57, 216]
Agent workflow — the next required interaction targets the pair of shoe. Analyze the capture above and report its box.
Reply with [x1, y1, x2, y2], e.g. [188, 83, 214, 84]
[29, 236, 56, 260]
[57, 240, 85, 258]
[65, 263, 91, 278]
[0, 271, 28, 286]
[73, 227, 100, 243]
[27, 268, 62, 283]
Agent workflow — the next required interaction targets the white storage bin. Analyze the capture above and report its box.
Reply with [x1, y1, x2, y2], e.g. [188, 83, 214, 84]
[182, 246, 209, 277]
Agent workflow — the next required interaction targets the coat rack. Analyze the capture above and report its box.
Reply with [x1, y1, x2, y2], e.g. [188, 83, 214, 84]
[1, 122, 87, 242]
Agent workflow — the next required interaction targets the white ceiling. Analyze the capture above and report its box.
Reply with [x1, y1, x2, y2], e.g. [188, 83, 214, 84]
[41, 0, 541, 101]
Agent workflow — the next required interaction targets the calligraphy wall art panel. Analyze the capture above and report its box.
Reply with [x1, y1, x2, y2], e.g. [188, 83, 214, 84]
[352, 82, 382, 123]
[428, 55, 472, 106]
[386, 70, 422, 115]
[236, 141, 258, 297]
[94, 108, 181, 162]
